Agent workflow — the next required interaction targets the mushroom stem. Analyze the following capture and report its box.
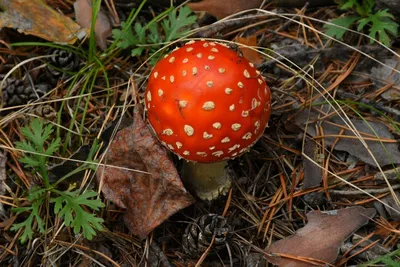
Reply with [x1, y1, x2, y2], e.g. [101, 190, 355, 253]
[181, 161, 231, 201]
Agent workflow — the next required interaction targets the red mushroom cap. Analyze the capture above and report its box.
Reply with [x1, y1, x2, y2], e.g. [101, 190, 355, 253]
[145, 40, 271, 163]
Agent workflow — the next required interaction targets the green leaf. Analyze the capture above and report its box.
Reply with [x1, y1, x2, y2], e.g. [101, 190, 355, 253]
[46, 137, 61, 156]
[162, 6, 197, 42]
[15, 140, 37, 155]
[112, 6, 196, 61]
[324, 16, 359, 40]
[357, 245, 400, 266]
[15, 118, 60, 184]
[19, 155, 41, 167]
[381, 256, 400, 267]
[15, 140, 41, 167]
[51, 190, 105, 240]
[327, 1, 398, 50]
[340, 0, 360, 11]
[363, 0, 375, 14]
[11, 200, 45, 244]
[12, 206, 33, 214]
[112, 21, 138, 49]
[148, 23, 162, 44]
[339, 0, 372, 17]
[131, 47, 144, 57]
[10, 187, 46, 243]
[134, 22, 146, 43]
[26, 119, 52, 148]
[27, 187, 47, 202]
[357, 9, 399, 46]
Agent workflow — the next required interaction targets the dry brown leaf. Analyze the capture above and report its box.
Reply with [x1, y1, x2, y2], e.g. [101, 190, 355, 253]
[187, 0, 263, 19]
[96, 107, 194, 238]
[235, 36, 263, 65]
[265, 206, 376, 267]
[0, 0, 82, 44]
[74, 0, 112, 50]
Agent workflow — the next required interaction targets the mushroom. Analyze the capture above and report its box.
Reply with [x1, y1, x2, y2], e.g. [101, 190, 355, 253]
[145, 40, 271, 200]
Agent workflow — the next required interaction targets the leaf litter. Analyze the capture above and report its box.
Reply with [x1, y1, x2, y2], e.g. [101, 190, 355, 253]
[294, 107, 400, 167]
[0, 0, 400, 265]
[0, 0, 83, 44]
[96, 106, 194, 238]
[266, 206, 376, 267]
[370, 56, 400, 101]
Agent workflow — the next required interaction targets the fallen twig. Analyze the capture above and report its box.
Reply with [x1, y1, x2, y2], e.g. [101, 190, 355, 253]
[329, 184, 400, 196]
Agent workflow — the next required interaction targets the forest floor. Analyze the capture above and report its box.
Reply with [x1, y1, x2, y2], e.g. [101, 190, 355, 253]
[0, 0, 399, 266]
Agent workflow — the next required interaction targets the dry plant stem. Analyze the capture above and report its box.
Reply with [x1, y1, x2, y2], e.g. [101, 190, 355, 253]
[375, 167, 400, 181]
[222, 188, 233, 216]
[181, 161, 231, 201]
[0, 228, 20, 261]
[0, 152, 6, 203]
[195, 14, 260, 38]
[104, 0, 119, 24]
[54, 240, 120, 267]
[259, 45, 382, 69]
[195, 235, 216, 267]
[258, 3, 308, 44]
[329, 184, 400, 196]
[267, 252, 334, 267]
[336, 89, 400, 118]
[337, 232, 377, 266]
[275, 0, 335, 7]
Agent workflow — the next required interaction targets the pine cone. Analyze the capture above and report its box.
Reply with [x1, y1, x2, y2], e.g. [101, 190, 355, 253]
[1, 77, 50, 108]
[182, 214, 232, 257]
[1, 77, 24, 107]
[46, 48, 79, 85]
[33, 104, 57, 120]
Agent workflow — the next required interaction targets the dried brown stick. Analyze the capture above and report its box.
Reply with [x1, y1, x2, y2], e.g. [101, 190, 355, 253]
[329, 184, 400, 196]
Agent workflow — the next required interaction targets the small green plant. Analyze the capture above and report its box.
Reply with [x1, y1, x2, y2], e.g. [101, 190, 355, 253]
[11, 118, 104, 243]
[324, 0, 399, 46]
[112, 5, 197, 64]
[357, 245, 400, 267]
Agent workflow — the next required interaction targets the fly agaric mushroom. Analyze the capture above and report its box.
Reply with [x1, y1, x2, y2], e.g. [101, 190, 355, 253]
[145, 40, 271, 200]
